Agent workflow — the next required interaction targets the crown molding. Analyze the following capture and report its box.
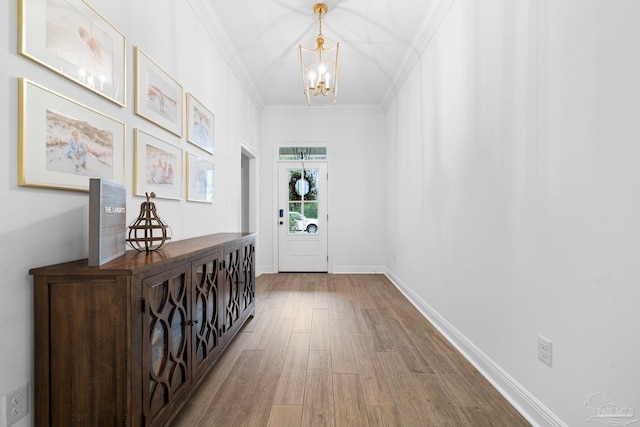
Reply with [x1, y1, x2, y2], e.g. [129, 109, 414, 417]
[187, 0, 264, 111]
[381, 0, 456, 112]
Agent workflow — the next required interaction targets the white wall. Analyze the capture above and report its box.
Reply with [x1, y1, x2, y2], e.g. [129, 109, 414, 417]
[259, 107, 387, 274]
[385, 0, 640, 425]
[0, 1, 259, 425]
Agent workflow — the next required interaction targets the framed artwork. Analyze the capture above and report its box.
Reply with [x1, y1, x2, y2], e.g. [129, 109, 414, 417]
[18, 78, 125, 192]
[133, 129, 182, 200]
[186, 152, 214, 203]
[134, 47, 183, 137]
[186, 93, 214, 153]
[19, 0, 126, 106]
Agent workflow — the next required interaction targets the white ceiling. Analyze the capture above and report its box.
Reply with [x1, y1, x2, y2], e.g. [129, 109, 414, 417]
[204, 0, 438, 107]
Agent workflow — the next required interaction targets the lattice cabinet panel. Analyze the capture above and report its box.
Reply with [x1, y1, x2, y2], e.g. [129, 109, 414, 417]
[143, 266, 191, 424]
[224, 245, 241, 336]
[241, 240, 255, 312]
[191, 252, 224, 376]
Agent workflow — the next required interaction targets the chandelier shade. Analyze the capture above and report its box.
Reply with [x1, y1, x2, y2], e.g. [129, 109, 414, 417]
[298, 3, 339, 106]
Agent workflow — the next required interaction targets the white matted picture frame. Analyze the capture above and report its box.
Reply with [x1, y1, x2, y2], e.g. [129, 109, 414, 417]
[186, 93, 214, 154]
[133, 129, 182, 200]
[134, 47, 183, 137]
[186, 152, 213, 203]
[18, 78, 126, 192]
[19, 0, 126, 106]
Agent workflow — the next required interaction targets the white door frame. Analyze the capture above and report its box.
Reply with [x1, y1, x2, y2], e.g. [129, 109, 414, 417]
[272, 143, 331, 273]
[240, 141, 258, 234]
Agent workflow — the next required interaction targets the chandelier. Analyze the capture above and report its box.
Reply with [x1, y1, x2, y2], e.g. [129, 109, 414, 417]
[298, 3, 340, 106]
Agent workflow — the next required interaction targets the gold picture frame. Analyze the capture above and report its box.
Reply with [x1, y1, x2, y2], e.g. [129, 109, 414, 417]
[134, 47, 184, 137]
[19, 0, 126, 106]
[186, 152, 214, 203]
[18, 78, 126, 192]
[186, 93, 214, 154]
[133, 129, 183, 200]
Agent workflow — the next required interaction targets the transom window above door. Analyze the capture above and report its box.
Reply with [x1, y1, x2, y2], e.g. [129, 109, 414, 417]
[278, 146, 327, 161]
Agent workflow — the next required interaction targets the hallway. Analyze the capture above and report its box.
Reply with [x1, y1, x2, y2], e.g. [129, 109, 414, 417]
[172, 273, 530, 426]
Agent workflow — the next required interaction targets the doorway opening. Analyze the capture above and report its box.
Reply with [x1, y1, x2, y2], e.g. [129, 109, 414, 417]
[240, 143, 257, 233]
[277, 146, 328, 272]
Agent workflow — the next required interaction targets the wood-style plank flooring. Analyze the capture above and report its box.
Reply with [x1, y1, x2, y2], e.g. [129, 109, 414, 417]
[171, 274, 531, 427]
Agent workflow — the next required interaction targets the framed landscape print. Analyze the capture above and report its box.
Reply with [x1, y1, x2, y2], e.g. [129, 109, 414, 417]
[186, 93, 214, 153]
[133, 129, 182, 200]
[18, 78, 126, 192]
[19, 0, 126, 106]
[186, 152, 213, 203]
[134, 47, 183, 137]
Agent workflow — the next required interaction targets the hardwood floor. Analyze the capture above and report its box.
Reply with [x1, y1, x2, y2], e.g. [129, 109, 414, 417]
[171, 274, 531, 427]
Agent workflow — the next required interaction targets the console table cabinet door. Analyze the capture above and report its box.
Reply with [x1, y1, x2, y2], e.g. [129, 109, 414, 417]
[241, 240, 256, 317]
[191, 251, 224, 378]
[223, 244, 243, 339]
[142, 265, 192, 426]
[221, 240, 256, 342]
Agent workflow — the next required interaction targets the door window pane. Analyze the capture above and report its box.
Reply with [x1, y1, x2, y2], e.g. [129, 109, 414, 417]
[288, 168, 319, 234]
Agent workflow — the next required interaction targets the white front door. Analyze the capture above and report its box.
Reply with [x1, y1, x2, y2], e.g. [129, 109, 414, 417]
[278, 162, 328, 272]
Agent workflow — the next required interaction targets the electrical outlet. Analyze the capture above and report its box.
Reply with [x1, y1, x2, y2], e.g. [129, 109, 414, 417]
[538, 335, 552, 367]
[5, 384, 28, 426]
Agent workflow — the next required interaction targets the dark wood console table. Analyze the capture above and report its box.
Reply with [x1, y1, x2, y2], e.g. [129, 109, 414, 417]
[30, 233, 256, 426]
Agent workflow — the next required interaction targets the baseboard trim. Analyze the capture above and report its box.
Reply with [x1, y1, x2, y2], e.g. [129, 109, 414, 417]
[258, 266, 386, 275]
[330, 265, 386, 274]
[384, 269, 567, 427]
[258, 266, 274, 276]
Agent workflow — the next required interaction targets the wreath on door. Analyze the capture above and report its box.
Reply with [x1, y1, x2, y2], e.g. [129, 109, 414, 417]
[288, 170, 317, 201]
